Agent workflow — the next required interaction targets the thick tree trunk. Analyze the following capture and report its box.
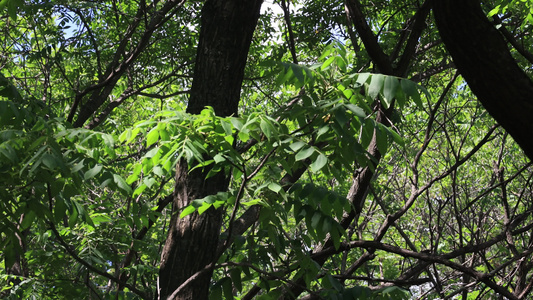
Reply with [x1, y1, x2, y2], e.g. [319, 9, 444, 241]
[433, 0, 533, 161]
[158, 1, 263, 299]
[186, 0, 263, 117]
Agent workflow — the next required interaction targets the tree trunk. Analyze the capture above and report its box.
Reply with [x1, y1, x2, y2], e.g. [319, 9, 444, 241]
[186, 0, 264, 117]
[158, 1, 263, 299]
[433, 0, 533, 161]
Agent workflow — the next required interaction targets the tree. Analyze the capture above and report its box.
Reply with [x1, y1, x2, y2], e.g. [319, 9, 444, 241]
[158, 1, 263, 299]
[1, 0, 533, 299]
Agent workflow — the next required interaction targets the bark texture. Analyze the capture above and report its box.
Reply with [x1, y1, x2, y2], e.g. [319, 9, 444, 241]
[433, 0, 533, 160]
[158, 1, 263, 299]
[186, 0, 264, 117]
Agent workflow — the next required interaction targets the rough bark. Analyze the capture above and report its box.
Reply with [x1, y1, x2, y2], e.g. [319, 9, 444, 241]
[433, 0, 533, 161]
[158, 162, 227, 299]
[157, 1, 263, 299]
[186, 0, 263, 117]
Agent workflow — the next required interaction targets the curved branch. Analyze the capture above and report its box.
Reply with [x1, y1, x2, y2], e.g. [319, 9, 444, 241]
[72, 0, 187, 127]
[280, 0, 298, 64]
[394, 0, 432, 77]
[345, 0, 393, 74]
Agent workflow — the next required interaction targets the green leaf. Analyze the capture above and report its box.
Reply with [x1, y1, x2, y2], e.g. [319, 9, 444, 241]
[355, 72, 371, 86]
[84, 164, 103, 180]
[41, 153, 61, 170]
[334, 108, 348, 126]
[311, 211, 322, 229]
[0, 142, 17, 162]
[268, 182, 282, 193]
[0, 72, 22, 101]
[128, 127, 141, 144]
[331, 226, 341, 250]
[527, 12, 533, 25]
[318, 45, 334, 60]
[488, 5, 501, 17]
[144, 177, 157, 188]
[54, 197, 68, 222]
[229, 268, 242, 292]
[345, 286, 372, 299]
[238, 131, 249, 143]
[310, 153, 327, 172]
[146, 127, 160, 146]
[211, 283, 222, 300]
[153, 165, 164, 177]
[368, 74, 384, 99]
[222, 277, 234, 300]
[6, 0, 18, 21]
[220, 120, 233, 135]
[342, 87, 353, 98]
[295, 147, 315, 161]
[276, 66, 294, 86]
[118, 129, 131, 143]
[180, 205, 196, 218]
[230, 118, 243, 131]
[289, 140, 306, 152]
[260, 118, 274, 140]
[198, 202, 213, 215]
[376, 286, 410, 299]
[21, 210, 36, 230]
[344, 103, 366, 117]
[213, 153, 226, 164]
[0, 0, 8, 13]
[291, 64, 305, 85]
[102, 133, 114, 148]
[113, 174, 132, 196]
[376, 126, 389, 154]
[321, 56, 336, 70]
[388, 128, 404, 147]
[383, 76, 399, 106]
[159, 128, 170, 141]
[336, 55, 347, 72]
[68, 202, 80, 228]
[401, 79, 423, 109]
[127, 163, 142, 184]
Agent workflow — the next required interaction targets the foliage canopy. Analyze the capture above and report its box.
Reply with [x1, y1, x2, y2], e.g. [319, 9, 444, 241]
[1, 0, 533, 299]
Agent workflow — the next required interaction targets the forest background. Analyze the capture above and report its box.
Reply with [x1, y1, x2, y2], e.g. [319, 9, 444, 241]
[2, 0, 533, 299]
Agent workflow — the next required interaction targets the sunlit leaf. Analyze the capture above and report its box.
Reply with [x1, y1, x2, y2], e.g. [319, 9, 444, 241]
[180, 205, 196, 218]
[84, 164, 102, 180]
[113, 174, 132, 196]
[368, 74, 384, 99]
[146, 127, 160, 146]
[344, 103, 366, 117]
[268, 182, 282, 193]
[383, 76, 399, 106]
[295, 147, 314, 161]
[310, 153, 327, 172]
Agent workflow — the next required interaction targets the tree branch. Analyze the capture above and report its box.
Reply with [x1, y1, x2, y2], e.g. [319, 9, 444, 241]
[433, 0, 533, 161]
